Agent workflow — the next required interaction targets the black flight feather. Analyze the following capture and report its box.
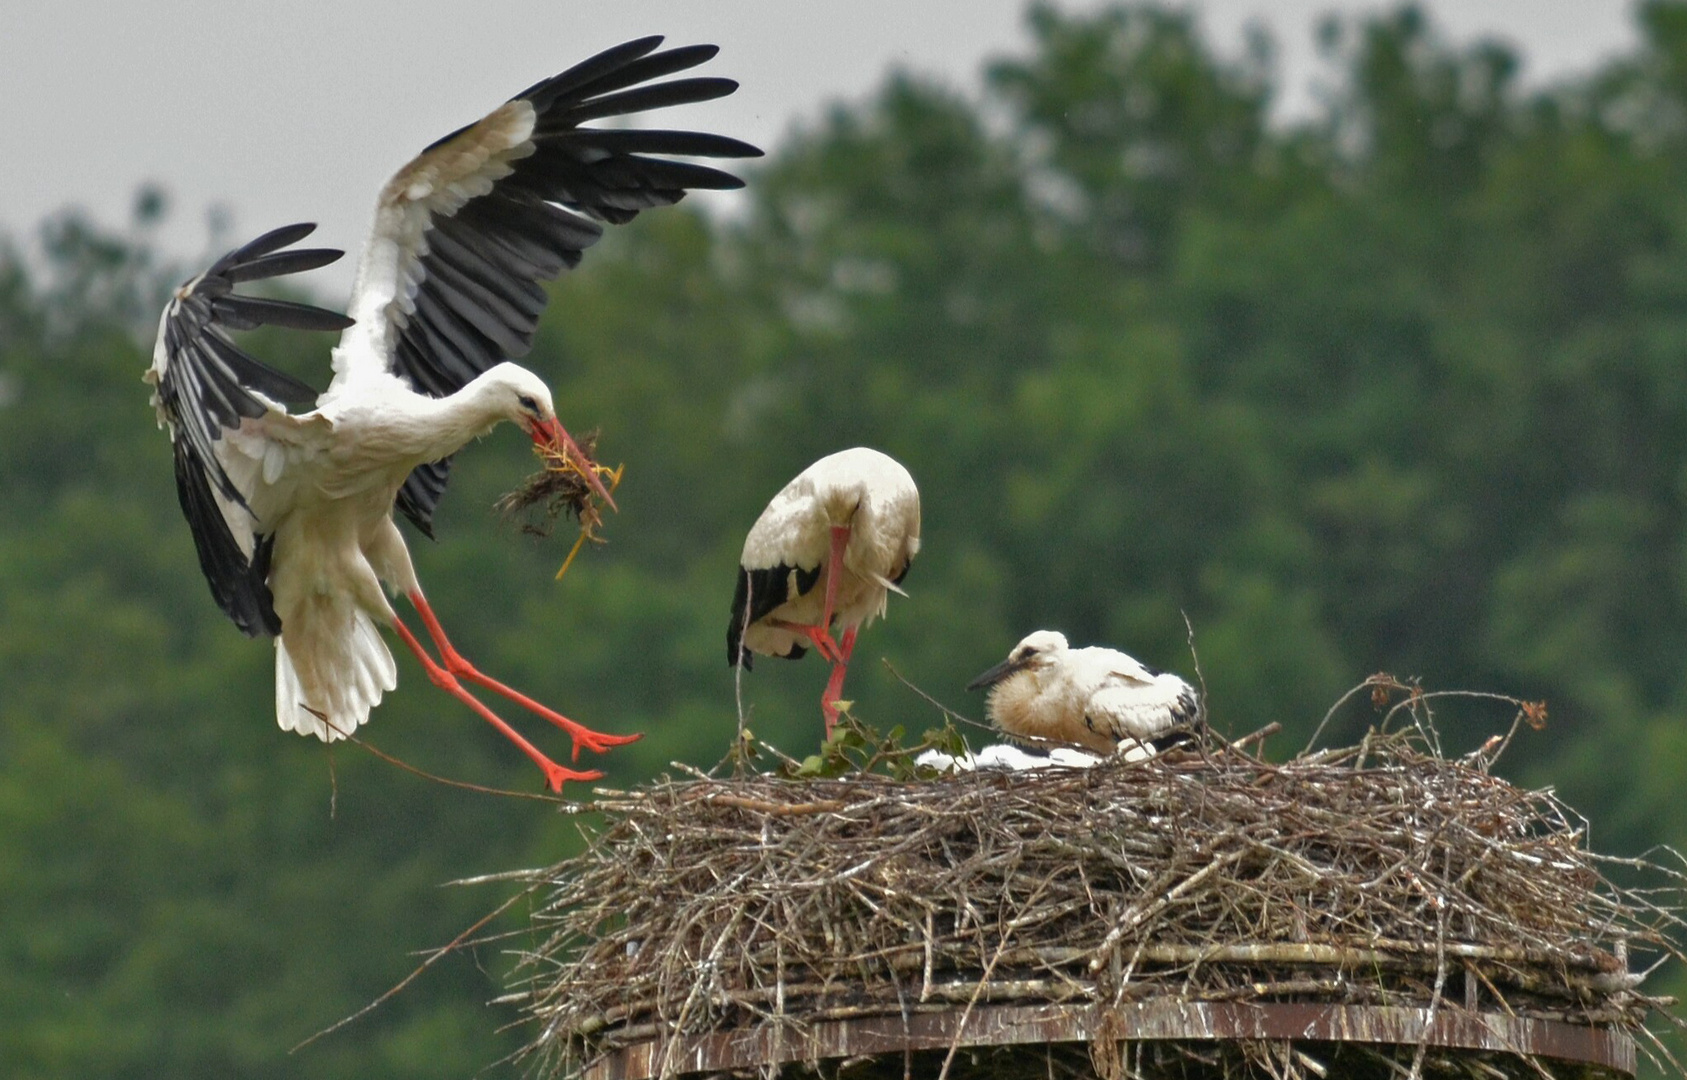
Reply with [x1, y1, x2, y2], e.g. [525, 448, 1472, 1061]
[223, 246, 344, 283]
[557, 43, 722, 103]
[559, 79, 741, 127]
[395, 459, 453, 541]
[172, 431, 282, 637]
[566, 129, 762, 159]
[511, 36, 666, 109]
[726, 563, 824, 668]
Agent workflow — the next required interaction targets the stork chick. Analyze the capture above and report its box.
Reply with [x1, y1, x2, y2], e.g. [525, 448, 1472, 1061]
[967, 630, 1200, 756]
[728, 448, 920, 736]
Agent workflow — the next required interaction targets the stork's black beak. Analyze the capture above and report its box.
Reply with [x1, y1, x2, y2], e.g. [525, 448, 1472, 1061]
[967, 655, 1029, 691]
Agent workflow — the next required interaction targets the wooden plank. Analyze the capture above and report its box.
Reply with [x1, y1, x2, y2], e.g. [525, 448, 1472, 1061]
[579, 1001, 1635, 1080]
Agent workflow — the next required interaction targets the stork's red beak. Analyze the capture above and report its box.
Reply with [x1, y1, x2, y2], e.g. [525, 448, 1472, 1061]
[530, 417, 618, 512]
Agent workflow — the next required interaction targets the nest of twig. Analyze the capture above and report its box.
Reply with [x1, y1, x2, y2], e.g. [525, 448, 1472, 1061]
[505, 698, 1687, 1080]
[497, 429, 612, 540]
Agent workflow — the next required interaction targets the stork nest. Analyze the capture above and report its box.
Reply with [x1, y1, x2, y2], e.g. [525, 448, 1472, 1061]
[503, 689, 1687, 1080]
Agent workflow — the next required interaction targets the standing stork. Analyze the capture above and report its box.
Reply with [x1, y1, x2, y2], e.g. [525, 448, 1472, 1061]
[967, 631, 1200, 757]
[728, 448, 920, 735]
[146, 37, 761, 793]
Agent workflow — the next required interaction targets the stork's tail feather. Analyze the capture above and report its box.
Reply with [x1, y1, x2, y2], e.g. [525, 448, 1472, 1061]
[275, 608, 398, 742]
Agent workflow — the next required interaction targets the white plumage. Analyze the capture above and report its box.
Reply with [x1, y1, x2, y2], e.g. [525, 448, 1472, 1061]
[145, 39, 759, 792]
[728, 447, 921, 734]
[967, 630, 1200, 756]
[915, 743, 1105, 773]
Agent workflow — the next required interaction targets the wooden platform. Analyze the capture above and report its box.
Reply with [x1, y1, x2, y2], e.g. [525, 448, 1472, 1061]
[581, 1000, 1635, 1080]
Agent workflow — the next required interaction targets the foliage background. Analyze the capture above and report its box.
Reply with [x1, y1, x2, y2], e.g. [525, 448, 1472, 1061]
[6, 3, 1687, 1075]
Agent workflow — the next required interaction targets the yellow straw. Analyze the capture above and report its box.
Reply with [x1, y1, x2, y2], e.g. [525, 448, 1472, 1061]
[555, 463, 625, 582]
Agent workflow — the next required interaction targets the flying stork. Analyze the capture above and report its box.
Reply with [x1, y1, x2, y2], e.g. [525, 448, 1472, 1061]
[146, 37, 761, 792]
[967, 630, 1200, 757]
[727, 448, 920, 735]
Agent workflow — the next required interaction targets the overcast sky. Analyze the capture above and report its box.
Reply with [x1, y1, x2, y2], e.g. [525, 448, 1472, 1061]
[3, 1, 1639, 295]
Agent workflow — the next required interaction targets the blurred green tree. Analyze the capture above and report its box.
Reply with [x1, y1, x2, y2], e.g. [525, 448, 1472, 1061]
[10, 3, 1687, 1075]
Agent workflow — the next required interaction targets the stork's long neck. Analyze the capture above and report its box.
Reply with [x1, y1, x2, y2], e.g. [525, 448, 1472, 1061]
[403, 370, 518, 466]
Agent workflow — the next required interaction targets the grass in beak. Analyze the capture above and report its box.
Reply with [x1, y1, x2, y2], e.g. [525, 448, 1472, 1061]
[496, 430, 625, 581]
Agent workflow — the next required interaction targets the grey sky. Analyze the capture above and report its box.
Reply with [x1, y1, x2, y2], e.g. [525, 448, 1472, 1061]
[3, 1, 1638, 295]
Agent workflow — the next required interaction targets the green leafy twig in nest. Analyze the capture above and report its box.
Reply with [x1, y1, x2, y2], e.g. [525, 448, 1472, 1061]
[495, 429, 624, 581]
[719, 703, 970, 782]
[775, 707, 971, 781]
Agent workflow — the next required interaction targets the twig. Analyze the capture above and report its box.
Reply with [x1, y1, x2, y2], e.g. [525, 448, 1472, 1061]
[292, 882, 538, 1053]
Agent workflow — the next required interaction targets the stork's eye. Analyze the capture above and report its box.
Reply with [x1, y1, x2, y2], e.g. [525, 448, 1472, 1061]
[517, 394, 539, 413]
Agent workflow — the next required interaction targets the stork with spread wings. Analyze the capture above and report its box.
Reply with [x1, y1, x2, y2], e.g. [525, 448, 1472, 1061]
[146, 37, 761, 792]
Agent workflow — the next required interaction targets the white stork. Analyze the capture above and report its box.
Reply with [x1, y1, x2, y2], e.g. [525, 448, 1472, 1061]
[727, 448, 920, 735]
[146, 38, 761, 793]
[966, 630, 1200, 757]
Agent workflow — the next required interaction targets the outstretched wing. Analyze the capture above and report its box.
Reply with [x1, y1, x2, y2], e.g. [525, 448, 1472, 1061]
[145, 223, 352, 636]
[330, 36, 763, 537]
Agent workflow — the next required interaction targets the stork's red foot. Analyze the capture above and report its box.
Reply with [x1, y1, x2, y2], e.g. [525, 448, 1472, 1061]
[538, 762, 605, 793]
[771, 619, 845, 664]
[391, 620, 604, 793]
[406, 590, 642, 760]
[551, 719, 642, 761]
[438, 659, 642, 761]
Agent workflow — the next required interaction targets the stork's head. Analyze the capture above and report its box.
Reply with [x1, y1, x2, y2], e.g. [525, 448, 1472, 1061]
[966, 630, 1070, 691]
[485, 363, 558, 440]
[488, 363, 616, 509]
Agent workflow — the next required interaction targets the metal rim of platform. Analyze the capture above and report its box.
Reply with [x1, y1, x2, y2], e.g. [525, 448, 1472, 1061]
[579, 1001, 1636, 1080]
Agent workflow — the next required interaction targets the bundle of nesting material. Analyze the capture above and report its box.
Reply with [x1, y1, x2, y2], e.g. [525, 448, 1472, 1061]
[495, 428, 620, 580]
[504, 724, 1686, 1080]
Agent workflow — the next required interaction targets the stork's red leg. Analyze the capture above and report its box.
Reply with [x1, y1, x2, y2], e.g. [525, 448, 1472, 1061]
[405, 591, 641, 760]
[820, 525, 850, 631]
[837, 625, 858, 663]
[389, 619, 601, 793]
[770, 524, 855, 666]
[818, 626, 859, 739]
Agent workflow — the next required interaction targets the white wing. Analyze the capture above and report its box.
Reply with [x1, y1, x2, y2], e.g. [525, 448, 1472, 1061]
[916, 744, 1101, 773]
[1087, 661, 1199, 742]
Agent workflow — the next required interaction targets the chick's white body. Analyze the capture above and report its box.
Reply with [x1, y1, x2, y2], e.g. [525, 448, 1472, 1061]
[972, 631, 1198, 755]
